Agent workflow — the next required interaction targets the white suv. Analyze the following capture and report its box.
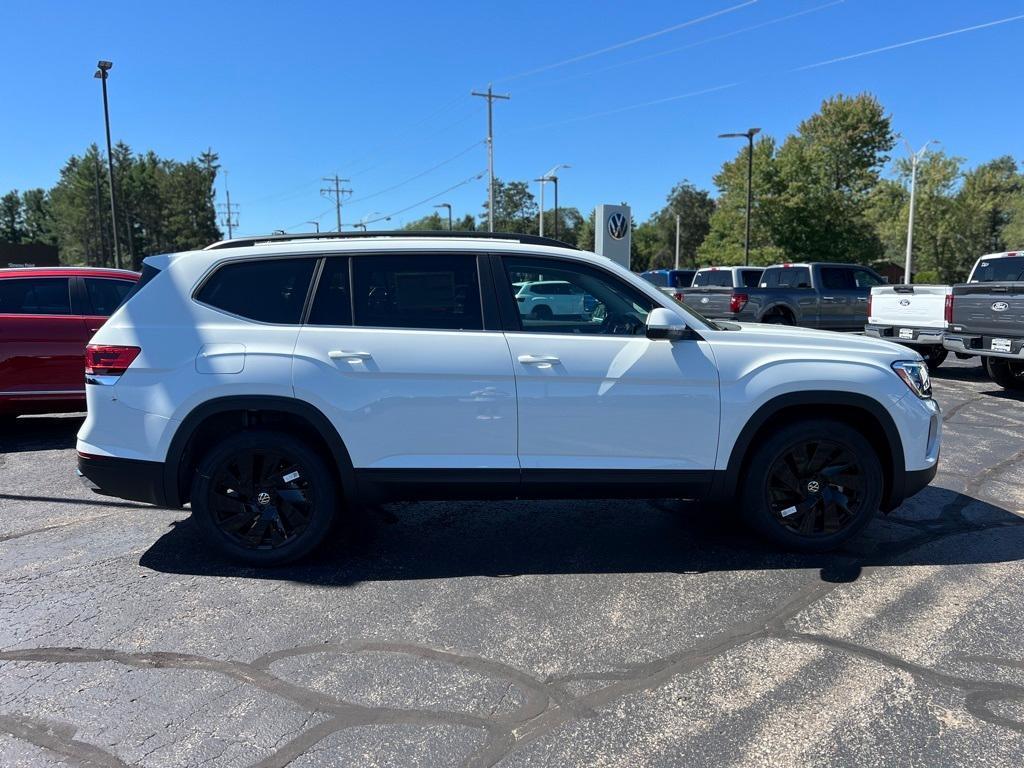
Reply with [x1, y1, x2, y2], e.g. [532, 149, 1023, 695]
[77, 233, 941, 565]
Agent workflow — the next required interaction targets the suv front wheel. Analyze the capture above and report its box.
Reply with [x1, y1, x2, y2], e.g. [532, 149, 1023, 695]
[740, 419, 882, 552]
[191, 430, 338, 565]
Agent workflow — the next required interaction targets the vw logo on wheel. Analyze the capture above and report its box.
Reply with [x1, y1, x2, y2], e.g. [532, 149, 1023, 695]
[992, 301, 1009, 312]
[607, 212, 628, 240]
[806, 480, 821, 494]
[256, 491, 272, 506]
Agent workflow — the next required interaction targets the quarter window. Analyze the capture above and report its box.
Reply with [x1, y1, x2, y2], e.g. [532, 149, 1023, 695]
[0, 277, 71, 315]
[196, 258, 316, 324]
[85, 278, 135, 316]
[351, 253, 483, 331]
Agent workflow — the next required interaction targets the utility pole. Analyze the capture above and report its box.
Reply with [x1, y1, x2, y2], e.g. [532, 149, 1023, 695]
[471, 84, 509, 232]
[217, 171, 240, 240]
[903, 139, 939, 284]
[718, 128, 760, 266]
[675, 213, 681, 270]
[94, 60, 120, 269]
[321, 175, 352, 232]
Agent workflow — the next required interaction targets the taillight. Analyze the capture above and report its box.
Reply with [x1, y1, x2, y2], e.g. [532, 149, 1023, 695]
[729, 293, 749, 314]
[944, 294, 954, 324]
[673, 291, 684, 301]
[85, 345, 140, 376]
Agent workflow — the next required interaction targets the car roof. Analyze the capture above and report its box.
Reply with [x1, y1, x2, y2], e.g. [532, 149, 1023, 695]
[0, 266, 139, 279]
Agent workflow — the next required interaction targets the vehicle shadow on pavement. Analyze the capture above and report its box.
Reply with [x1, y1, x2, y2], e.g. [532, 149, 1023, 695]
[929, 363, 986, 382]
[0, 415, 82, 454]
[139, 483, 1024, 586]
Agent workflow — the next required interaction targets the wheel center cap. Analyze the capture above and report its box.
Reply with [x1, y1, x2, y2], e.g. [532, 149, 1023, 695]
[256, 491, 272, 506]
[806, 480, 821, 494]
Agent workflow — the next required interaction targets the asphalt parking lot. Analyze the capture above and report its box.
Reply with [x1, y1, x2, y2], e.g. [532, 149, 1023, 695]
[1, 358, 1023, 767]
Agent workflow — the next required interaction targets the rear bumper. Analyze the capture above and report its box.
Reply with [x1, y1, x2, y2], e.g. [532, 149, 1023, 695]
[77, 453, 168, 506]
[864, 324, 944, 345]
[943, 333, 1024, 359]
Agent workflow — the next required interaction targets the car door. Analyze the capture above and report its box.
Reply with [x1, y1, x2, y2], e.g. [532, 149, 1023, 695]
[818, 266, 855, 330]
[496, 255, 720, 480]
[292, 252, 518, 473]
[80, 276, 137, 336]
[849, 268, 884, 327]
[0, 276, 87, 397]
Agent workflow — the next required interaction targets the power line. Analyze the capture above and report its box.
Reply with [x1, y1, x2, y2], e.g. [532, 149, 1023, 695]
[363, 170, 487, 226]
[495, 0, 758, 83]
[346, 140, 484, 206]
[320, 175, 352, 233]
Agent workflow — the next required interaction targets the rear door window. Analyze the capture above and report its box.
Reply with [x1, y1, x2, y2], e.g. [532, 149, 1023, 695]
[0, 277, 72, 315]
[307, 257, 352, 326]
[820, 267, 856, 290]
[351, 253, 483, 331]
[84, 278, 135, 316]
[196, 258, 317, 324]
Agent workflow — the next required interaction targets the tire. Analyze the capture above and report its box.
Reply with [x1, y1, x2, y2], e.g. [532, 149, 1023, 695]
[739, 419, 883, 552]
[531, 305, 553, 320]
[190, 429, 339, 566]
[921, 346, 948, 370]
[762, 311, 793, 325]
[983, 356, 1024, 391]
[954, 352, 974, 360]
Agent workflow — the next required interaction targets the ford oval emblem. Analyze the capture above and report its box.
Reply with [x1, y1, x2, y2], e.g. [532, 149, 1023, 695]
[701, 297, 709, 304]
[992, 301, 1009, 312]
[899, 298, 911, 306]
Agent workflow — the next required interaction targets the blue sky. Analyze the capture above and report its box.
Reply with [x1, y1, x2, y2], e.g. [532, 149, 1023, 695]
[2, 0, 1023, 236]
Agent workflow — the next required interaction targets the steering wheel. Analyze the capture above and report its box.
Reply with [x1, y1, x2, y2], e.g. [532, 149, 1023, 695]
[601, 312, 645, 336]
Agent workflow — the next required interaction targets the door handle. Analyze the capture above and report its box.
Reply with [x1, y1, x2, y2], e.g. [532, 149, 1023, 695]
[821, 296, 835, 301]
[855, 297, 868, 302]
[328, 350, 372, 360]
[518, 354, 560, 366]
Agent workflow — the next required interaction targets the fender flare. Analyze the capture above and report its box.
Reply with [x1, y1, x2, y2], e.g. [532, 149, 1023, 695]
[757, 302, 797, 323]
[712, 390, 906, 512]
[161, 395, 356, 507]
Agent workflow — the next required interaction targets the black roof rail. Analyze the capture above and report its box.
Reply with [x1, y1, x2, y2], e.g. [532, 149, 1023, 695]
[205, 230, 580, 251]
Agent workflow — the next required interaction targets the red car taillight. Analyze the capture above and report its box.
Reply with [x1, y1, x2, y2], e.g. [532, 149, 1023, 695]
[85, 345, 140, 376]
[673, 291, 684, 301]
[944, 294, 954, 324]
[729, 293, 749, 314]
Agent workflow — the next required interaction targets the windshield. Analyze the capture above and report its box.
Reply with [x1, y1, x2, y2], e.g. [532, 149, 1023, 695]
[970, 256, 1024, 282]
[693, 270, 733, 287]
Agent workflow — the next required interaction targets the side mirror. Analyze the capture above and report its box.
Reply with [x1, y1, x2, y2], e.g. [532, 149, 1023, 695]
[645, 307, 690, 341]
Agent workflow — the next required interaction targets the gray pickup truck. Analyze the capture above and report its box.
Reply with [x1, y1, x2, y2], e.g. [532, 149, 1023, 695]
[943, 251, 1024, 390]
[680, 262, 886, 331]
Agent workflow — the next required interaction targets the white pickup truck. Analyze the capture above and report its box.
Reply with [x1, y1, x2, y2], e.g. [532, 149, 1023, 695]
[864, 284, 952, 368]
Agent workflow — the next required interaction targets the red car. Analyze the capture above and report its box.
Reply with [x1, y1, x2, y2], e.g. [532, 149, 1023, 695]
[0, 267, 139, 419]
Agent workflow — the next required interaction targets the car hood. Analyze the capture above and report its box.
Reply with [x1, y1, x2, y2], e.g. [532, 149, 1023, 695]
[706, 322, 921, 363]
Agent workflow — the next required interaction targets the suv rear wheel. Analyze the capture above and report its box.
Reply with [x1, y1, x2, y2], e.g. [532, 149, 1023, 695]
[740, 419, 882, 552]
[191, 430, 338, 565]
[983, 356, 1024, 390]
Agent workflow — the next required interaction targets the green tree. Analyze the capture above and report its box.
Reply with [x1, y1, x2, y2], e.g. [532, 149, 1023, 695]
[0, 191, 23, 243]
[637, 181, 714, 270]
[20, 188, 56, 244]
[402, 212, 446, 230]
[482, 179, 537, 233]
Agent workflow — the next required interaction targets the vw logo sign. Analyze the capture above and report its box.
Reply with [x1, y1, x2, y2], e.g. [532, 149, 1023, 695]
[992, 301, 1009, 312]
[256, 491, 272, 506]
[806, 480, 820, 494]
[607, 212, 628, 240]
[899, 298, 911, 306]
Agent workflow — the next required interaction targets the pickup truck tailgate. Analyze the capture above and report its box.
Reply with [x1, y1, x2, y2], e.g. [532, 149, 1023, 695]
[870, 285, 948, 328]
[680, 287, 735, 317]
[950, 282, 1024, 336]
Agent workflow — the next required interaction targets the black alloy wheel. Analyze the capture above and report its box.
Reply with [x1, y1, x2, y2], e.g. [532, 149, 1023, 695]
[765, 439, 864, 537]
[984, 356, 1024, 391]
[740, 419, 882, 552]
[191, 430, 337, 565]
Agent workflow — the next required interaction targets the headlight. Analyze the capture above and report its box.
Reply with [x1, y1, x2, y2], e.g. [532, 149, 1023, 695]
[892, 360, 932, 399]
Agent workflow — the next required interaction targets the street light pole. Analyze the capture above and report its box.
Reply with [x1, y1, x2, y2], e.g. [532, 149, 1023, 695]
[94, 60, 120, 269]
[535, 178, 546, 236]
[675, 213, 681, 270]
[537, 164, 570, 240]
[903, 139, 939, 284]
[550, 175, 560, 241]
[306, 221, 320, 233]
[434, 203, 452, 230]
[718, 128, 760, 266]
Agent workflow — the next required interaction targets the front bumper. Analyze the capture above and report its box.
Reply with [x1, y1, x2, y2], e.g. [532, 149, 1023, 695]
[864, 323, 945, 345]
[77, 453, 168, 506]
[944, 333, 1024, 360]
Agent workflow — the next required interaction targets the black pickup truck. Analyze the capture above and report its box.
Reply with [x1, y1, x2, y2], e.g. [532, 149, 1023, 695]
[943, 251, 1024, 390]
[680, 262, 886, 331]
